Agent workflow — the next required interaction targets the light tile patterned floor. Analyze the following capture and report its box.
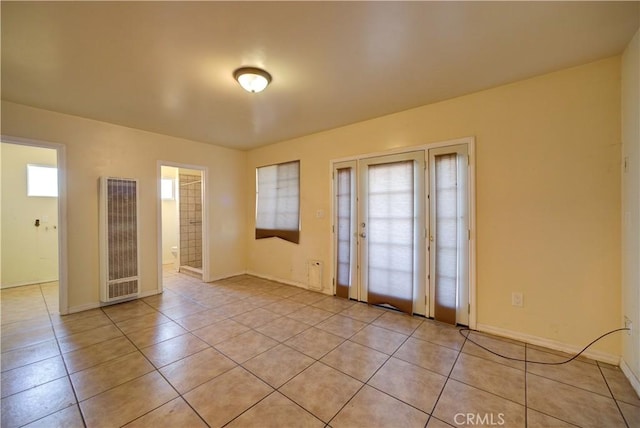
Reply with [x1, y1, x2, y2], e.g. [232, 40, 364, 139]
[1, 270, 639, 427]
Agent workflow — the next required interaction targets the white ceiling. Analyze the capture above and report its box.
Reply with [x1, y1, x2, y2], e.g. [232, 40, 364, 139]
[2, 2, 638, 150]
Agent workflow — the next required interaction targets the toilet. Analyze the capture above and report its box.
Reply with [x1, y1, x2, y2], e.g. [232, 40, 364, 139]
[171, 246, 179, 272]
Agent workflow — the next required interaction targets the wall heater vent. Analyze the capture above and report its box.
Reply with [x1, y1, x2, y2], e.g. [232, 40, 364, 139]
[99, 177, 140, 303]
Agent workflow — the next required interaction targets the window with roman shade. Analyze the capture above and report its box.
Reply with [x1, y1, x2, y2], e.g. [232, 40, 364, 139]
[255, 160, 300, 244]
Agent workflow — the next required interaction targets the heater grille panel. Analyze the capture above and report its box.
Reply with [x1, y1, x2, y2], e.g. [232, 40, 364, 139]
[107, 179, 138, 281]
[109, 280, 139, 299]
[100, 177, 140, 303]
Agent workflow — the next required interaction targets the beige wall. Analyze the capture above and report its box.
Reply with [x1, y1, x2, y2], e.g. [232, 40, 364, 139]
[1, 143, 59, 287]
[161, 166, 179, 265]
[622, 29, 640, 383]
[246, 57, 622, 355]
[0, 101, 247, 312]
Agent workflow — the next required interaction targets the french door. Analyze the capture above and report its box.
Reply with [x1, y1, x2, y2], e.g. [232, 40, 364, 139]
[429, 144, 469, 325]
[333, 144, 471, 323]
[334, 151, 426, 316]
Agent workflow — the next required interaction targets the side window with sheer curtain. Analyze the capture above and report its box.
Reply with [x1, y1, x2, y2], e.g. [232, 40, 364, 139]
[255, 160, 300, 244]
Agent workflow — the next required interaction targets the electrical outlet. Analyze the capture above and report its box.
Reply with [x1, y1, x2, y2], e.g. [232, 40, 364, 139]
[511, 292, 523, 307]
[625, 316, 632, 336]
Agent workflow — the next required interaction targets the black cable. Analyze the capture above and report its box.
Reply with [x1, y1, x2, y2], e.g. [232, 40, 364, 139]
[458, 327, 630, 365]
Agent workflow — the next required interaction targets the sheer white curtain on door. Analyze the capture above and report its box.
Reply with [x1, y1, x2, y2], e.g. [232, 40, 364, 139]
[367, 161, 414, 314]
[434, 153, 459, 324]
[336, 167, 353, 298]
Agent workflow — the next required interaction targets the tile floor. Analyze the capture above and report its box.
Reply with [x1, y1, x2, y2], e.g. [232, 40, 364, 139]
[1, 269, 639, 427]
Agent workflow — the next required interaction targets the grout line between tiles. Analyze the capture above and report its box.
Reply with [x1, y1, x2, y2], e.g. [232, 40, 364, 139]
[526, 366, 618, 399]
[107, 312, 212, 428]
[423, 327, 468, 427]
[221, 388, 324, 428]
[526, 344, 605, 428]
[221, 297, 410, 425]
[38, 282, 89, 428]
[357, 352, 445, 417]
[525, 343, 528, 428]
[458, 334, 528, 373]
[597, 360, 631, 428]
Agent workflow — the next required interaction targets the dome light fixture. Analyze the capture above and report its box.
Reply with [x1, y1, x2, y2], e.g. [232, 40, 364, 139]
[233, 67, 272, 93]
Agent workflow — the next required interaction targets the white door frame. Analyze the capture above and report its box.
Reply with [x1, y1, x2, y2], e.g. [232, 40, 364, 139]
[156, 161, 210, 291]
[330, 136, 476, 328]
[1, 135, 69, 314]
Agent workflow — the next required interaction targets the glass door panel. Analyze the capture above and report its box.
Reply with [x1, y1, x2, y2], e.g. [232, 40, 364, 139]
[359, 152, 425, 315]
[333, 161, 357, 300]
[429, 145, 469, 325]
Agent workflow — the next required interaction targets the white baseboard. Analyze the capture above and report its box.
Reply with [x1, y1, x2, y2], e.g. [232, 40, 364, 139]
[620, 359, 640, 397]
[246, 270, 330, 295]
[1, 278, 59, 289]
[67, 288, 161, 314]
[67, 302, 101, 314]
[206, 271, 248, 283]
[246, 270, 306, 288]
[476, 323, 620, 365]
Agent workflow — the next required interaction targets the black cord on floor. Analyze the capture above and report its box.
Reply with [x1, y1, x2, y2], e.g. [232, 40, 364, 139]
[458, 327, 630, 365]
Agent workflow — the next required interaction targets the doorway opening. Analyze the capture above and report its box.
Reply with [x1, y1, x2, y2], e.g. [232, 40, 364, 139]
[1, 137, 68, 314]
[159, 163, 207, 285]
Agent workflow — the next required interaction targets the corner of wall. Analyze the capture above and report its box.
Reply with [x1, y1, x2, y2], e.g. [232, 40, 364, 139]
[621, 358, 640, 397]
[621, 27, 640, 384]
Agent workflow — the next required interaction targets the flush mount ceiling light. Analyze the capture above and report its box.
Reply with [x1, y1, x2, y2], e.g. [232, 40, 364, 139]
[233, 67, 272, 93]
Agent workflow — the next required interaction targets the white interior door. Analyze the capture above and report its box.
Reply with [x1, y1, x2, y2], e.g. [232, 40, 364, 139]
[428, 144, 470, 325]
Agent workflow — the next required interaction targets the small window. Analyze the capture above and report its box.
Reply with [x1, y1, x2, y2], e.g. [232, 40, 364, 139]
[255, 160, 300, 244]
[27, 165, 58, 197]
[161, 178, 174, 200]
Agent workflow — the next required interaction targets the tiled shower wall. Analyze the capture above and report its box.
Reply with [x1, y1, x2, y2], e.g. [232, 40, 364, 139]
[179, 173, 202, 269]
